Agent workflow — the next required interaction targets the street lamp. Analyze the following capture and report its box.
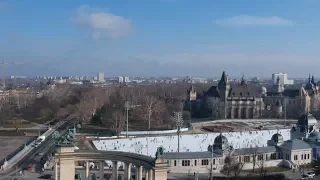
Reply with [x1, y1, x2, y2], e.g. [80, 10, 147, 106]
[125, 101, 130, 137]
[173, 111, 183, 152]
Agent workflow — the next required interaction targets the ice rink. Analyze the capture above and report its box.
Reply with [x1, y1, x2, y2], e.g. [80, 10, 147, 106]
[93, 128, 291, 157]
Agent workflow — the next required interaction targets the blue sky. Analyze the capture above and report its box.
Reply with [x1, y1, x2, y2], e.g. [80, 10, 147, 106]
[1, 0, 320, 78]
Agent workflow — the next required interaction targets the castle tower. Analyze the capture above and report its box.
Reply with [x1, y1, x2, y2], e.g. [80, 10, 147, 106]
[275, 99, 283, 118]
[273, 76, 284, 93]
[217, 71, 230, 101]
[187, 84, 197, 101]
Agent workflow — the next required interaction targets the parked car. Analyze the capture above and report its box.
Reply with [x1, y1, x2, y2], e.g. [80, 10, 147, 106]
[307, 172, 316, 178]
[37, 152, 44, 156]
[38, 174, 52, 179]
[301, 174, 309, 180]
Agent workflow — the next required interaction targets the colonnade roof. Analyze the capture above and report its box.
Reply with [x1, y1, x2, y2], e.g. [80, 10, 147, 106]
[56, 150, 156, 169]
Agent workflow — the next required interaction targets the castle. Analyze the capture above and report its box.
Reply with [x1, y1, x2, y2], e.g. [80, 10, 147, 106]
[185, 71, 320, 119]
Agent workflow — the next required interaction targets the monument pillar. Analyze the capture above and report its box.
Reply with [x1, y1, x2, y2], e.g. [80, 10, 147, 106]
[154, 146, 168, 180]
[99, 161, 104, 180]
[55, 146, 75, 180]
[112, 161, 118, 180]
[124, 163, 132, 180]
[85, 161, 90, 180]
[145, 170, 149, 180]
[54, 162, 59, 180]
[136, 165, 143, 180]
[148, 169, 153, 180]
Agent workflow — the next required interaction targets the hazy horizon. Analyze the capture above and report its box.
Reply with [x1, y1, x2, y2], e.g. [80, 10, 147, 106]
[1, 0, 320, 77]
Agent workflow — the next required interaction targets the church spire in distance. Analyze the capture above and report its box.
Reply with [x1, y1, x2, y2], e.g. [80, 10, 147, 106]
[218, 71, 228, 86]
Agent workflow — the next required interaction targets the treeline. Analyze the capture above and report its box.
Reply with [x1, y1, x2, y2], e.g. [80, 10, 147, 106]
[0, 83, 212, 131]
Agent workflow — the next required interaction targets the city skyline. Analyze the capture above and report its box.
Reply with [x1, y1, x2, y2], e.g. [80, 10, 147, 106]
[1, 0, 320, 77]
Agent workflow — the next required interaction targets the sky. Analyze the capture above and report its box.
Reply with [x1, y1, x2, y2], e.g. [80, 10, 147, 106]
[1, 0, 320, 78]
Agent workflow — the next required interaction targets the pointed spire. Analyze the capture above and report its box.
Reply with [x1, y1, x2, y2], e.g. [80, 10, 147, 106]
[311, 75, 316, 85]
[218, 71, 228, 86]
[309, 74, 311, 82]
[189, 84, 194, 92]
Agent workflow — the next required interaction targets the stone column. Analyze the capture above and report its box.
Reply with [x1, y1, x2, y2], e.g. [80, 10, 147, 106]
[154, 158, 168, 180]
[124, 163, 132, 180]
[85, 161, 90, 180]
[148, 169, 153, 180]
[55, 162, 59, 180]
[99, 161, 104, 180]
[112, 161, 118, 180]
[136, 165, 143, 180]
[145, 170, 149, 180]
[56, 146, 75, 180]
[245, 108, 249, 119]
[231, 107, 234, 119]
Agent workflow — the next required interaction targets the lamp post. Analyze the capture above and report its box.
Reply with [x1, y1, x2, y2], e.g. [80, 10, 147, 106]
[173, 111, 183, 152]
[284, 98, 287, 128]
[210, 145, 213, 180]
[125, 101, 130, 137]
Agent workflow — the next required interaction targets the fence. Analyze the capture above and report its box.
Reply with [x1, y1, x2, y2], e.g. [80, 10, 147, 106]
[119, 128, 189, 135]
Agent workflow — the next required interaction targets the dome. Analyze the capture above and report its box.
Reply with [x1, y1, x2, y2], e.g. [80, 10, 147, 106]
[308, 131, 320, 142]
[261, 86, 267, 94]
[214, 134, 229, 150]
[297, 113, 317, 126]
[271, 133, 283, 143]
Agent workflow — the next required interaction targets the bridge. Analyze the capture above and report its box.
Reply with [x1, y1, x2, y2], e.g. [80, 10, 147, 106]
[54, 145, 168, 180]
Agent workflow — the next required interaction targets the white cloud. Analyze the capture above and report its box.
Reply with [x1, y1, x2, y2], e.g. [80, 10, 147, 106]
[216, 15, 294, 27]
[71, 5, 132, 39]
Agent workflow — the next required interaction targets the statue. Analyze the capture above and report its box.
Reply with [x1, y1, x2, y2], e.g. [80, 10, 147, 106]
[155, 146, 164, 158]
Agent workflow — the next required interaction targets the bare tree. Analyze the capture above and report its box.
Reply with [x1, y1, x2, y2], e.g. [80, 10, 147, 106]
[139, 95, 166, 129]
[256, 154, 267, 179]
[12, 119, 22, 132]
[221, 151, 245, 179]
[248, 145, 259, 172]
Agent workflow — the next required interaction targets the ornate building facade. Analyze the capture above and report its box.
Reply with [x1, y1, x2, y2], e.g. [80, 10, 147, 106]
[186, 71, 264, 119]
[185, 72, 320, 119]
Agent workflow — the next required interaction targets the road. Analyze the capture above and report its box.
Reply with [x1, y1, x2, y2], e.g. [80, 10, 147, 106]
[0, 121, 73, 180]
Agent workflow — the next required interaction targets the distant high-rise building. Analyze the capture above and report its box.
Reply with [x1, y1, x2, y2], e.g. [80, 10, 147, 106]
[97, 72, 105, 83]
[118, 76, 124, 83]
[124, 77, 130, 83]
[272, 73, 294, 85]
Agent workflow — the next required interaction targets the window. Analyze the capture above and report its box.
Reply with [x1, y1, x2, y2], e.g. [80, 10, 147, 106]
[258, 154, 264, 161]
[304, 154, 306, 159]
[239, 156, 241, 162]
[294, 155, 298, 160]
[265, 154, 268, 161]
[194, 160, 197, 166]
[301, 154, 304, 160]
[271, 153, 277, 160]
[201, 159, 209, 166]
[286, 154, 290, 160]
[213, 159, 216, 165]
[244, 156, 250, 162]
[182, 160, 190, 166]
[174, 160, 176, 166]
[308, 154, 310, 159]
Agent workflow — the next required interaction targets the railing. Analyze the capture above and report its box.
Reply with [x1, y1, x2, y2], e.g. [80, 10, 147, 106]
[119, 128, 189, 135]
[0, 136, 37, 166]
[1, 121, 65, 171]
